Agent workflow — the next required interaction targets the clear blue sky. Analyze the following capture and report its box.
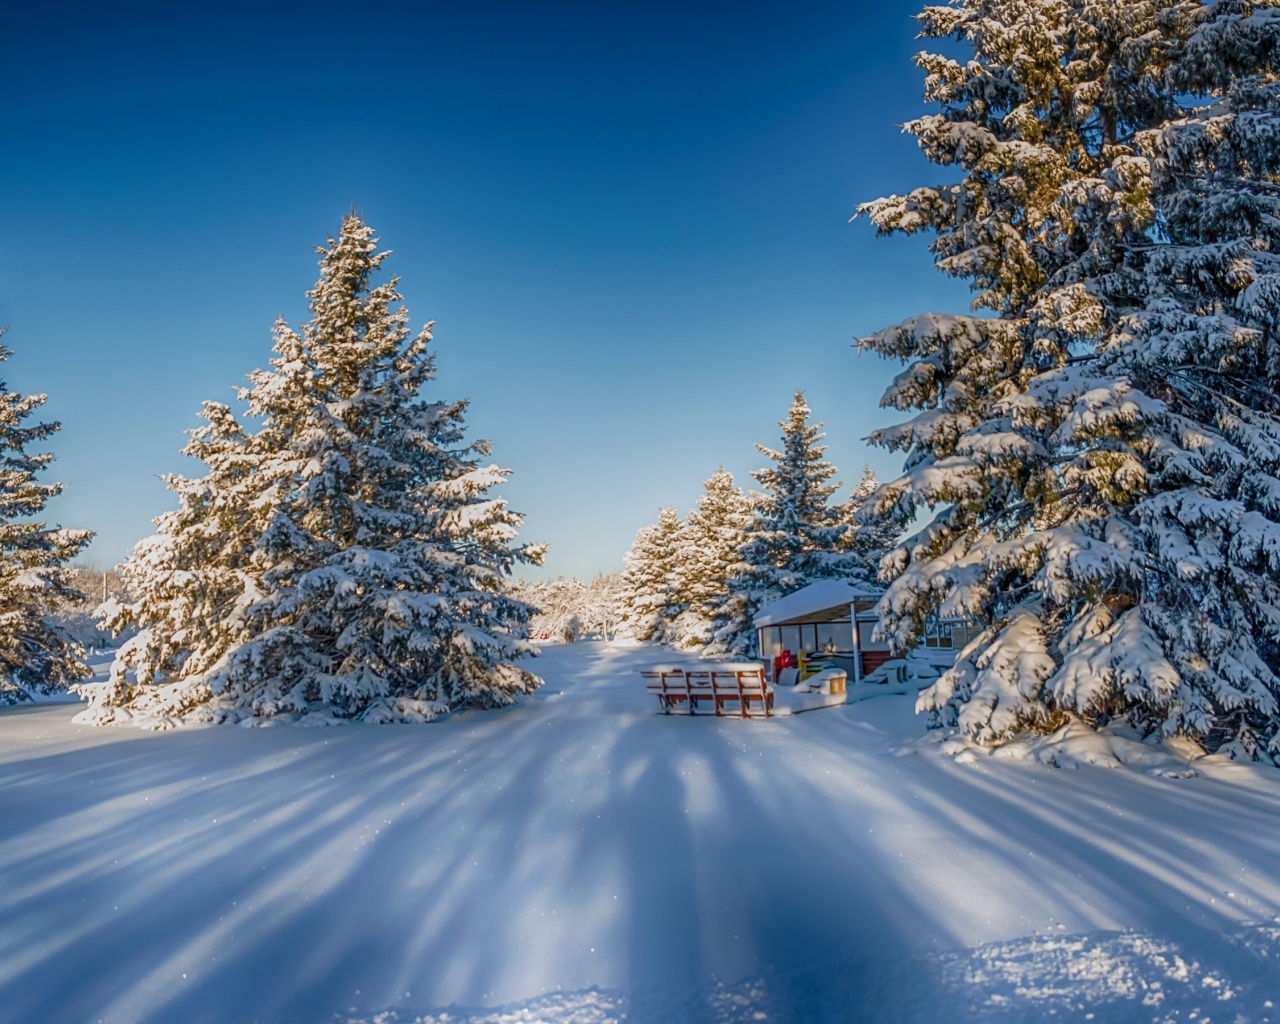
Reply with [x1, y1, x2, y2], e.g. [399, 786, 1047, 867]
[1, 0, 969, 579]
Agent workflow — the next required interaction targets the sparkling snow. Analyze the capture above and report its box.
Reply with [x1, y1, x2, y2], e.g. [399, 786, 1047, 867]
[2, 642, 1278, 1023]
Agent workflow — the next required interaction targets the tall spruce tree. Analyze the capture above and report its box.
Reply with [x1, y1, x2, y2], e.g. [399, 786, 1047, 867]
[80, 213, 543, 726]
[670, 468, 754, 650]
[619, 507, 685, 643]
[0, 337, 93, 702]
[706, 392, 864, 657]
[841, 465, 899, 576]
[859, 0, 1280, 759]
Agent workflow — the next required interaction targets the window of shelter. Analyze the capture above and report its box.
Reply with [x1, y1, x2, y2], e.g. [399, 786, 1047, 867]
[924, 621, 954, 648]
[759, 628, 781, 662]
[816, 622, 853, 652]
[858, 620, 891, 651]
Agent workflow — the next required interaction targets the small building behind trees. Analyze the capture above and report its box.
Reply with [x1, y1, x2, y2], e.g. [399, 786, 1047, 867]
[753, 580, 977, 684]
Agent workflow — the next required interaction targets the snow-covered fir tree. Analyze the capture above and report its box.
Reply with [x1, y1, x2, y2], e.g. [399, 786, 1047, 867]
[669, 468, 754, 650]
[89, 399, 277, 713]
[0, 336, 93, 703]
[619, 507, 685, 643]
[79, 213, 544, 726]
[706, 392, 874, 657]
[858, 0, 1280, 760]
[841, 465, 899, 574]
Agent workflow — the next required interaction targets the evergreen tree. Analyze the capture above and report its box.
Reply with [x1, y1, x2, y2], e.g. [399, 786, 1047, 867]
[0, 337, 93, 702]
[90, 399, 278, 717]
[80, 213, 543, 726]
[840, 465, 899, 577]
[750, 392, 845, 581]
[670, 468, 753, 650]
[619, 507, 685, 643]
[706, 392, 863, 657]
[858, 0, 1280, 759]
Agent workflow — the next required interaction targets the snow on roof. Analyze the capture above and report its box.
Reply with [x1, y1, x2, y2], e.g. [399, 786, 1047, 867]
[753, 580, 883, 628]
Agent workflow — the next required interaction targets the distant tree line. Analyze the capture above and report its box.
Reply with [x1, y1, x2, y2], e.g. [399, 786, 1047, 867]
[509, 574, 627, 643]
[616, 391, 898, 659]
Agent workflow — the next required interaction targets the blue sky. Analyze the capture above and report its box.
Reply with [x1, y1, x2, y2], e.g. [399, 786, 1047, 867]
[1, 0, 970, 578]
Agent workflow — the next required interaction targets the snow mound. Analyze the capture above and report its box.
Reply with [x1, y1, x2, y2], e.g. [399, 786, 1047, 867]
[71, 695, 453, 729]
[897, 718, 1206, 775]
[329, 987, 624, 1024]
[935, 919, 1280, 1022]
[332, 920, 1280, 1024]
[847, 680, 919, 703]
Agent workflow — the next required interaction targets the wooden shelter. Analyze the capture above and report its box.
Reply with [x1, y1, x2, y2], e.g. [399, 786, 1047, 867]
[753, 580, 975, 684]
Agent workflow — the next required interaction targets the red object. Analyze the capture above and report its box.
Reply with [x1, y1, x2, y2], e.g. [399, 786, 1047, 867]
[774, 649, 795, 680]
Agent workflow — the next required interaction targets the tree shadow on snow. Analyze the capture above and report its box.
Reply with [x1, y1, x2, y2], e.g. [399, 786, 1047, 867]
[2, 654, 1279, 1024]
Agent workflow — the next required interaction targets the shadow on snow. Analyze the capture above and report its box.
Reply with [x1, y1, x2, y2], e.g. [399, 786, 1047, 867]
[0, 642, 1277, 1023]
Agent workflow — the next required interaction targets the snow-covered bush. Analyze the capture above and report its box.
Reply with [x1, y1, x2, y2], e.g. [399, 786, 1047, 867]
[859, 0, 1280, 761]
[79, 213, 544, 726]
[0, 336, 93, 703]
[515, 575, 588, 641]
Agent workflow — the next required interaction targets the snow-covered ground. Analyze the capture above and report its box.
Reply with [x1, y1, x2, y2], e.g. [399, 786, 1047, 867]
[2, 641, 1278, 1024]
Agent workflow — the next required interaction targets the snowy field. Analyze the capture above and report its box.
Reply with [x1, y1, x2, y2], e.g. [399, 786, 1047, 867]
[2, 642, 1279, 1024]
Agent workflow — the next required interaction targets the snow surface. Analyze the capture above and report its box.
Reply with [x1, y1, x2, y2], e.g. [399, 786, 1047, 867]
[2, 641, 1279, 1024]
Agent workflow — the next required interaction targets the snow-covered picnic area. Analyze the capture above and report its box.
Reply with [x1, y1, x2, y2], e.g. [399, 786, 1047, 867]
[2, 641, 1279, 1024]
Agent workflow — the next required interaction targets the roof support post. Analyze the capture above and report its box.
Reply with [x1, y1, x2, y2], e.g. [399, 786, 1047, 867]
[850, 602, 862, 685]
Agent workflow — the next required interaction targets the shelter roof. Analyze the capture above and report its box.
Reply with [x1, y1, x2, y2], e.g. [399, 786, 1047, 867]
[753, 580, 883, 628]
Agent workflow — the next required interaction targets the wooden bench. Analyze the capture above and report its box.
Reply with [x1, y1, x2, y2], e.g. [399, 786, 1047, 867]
[642, 664, 769, 715]
[641, 665, 690, 714]
[710, 664, 773, 717]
